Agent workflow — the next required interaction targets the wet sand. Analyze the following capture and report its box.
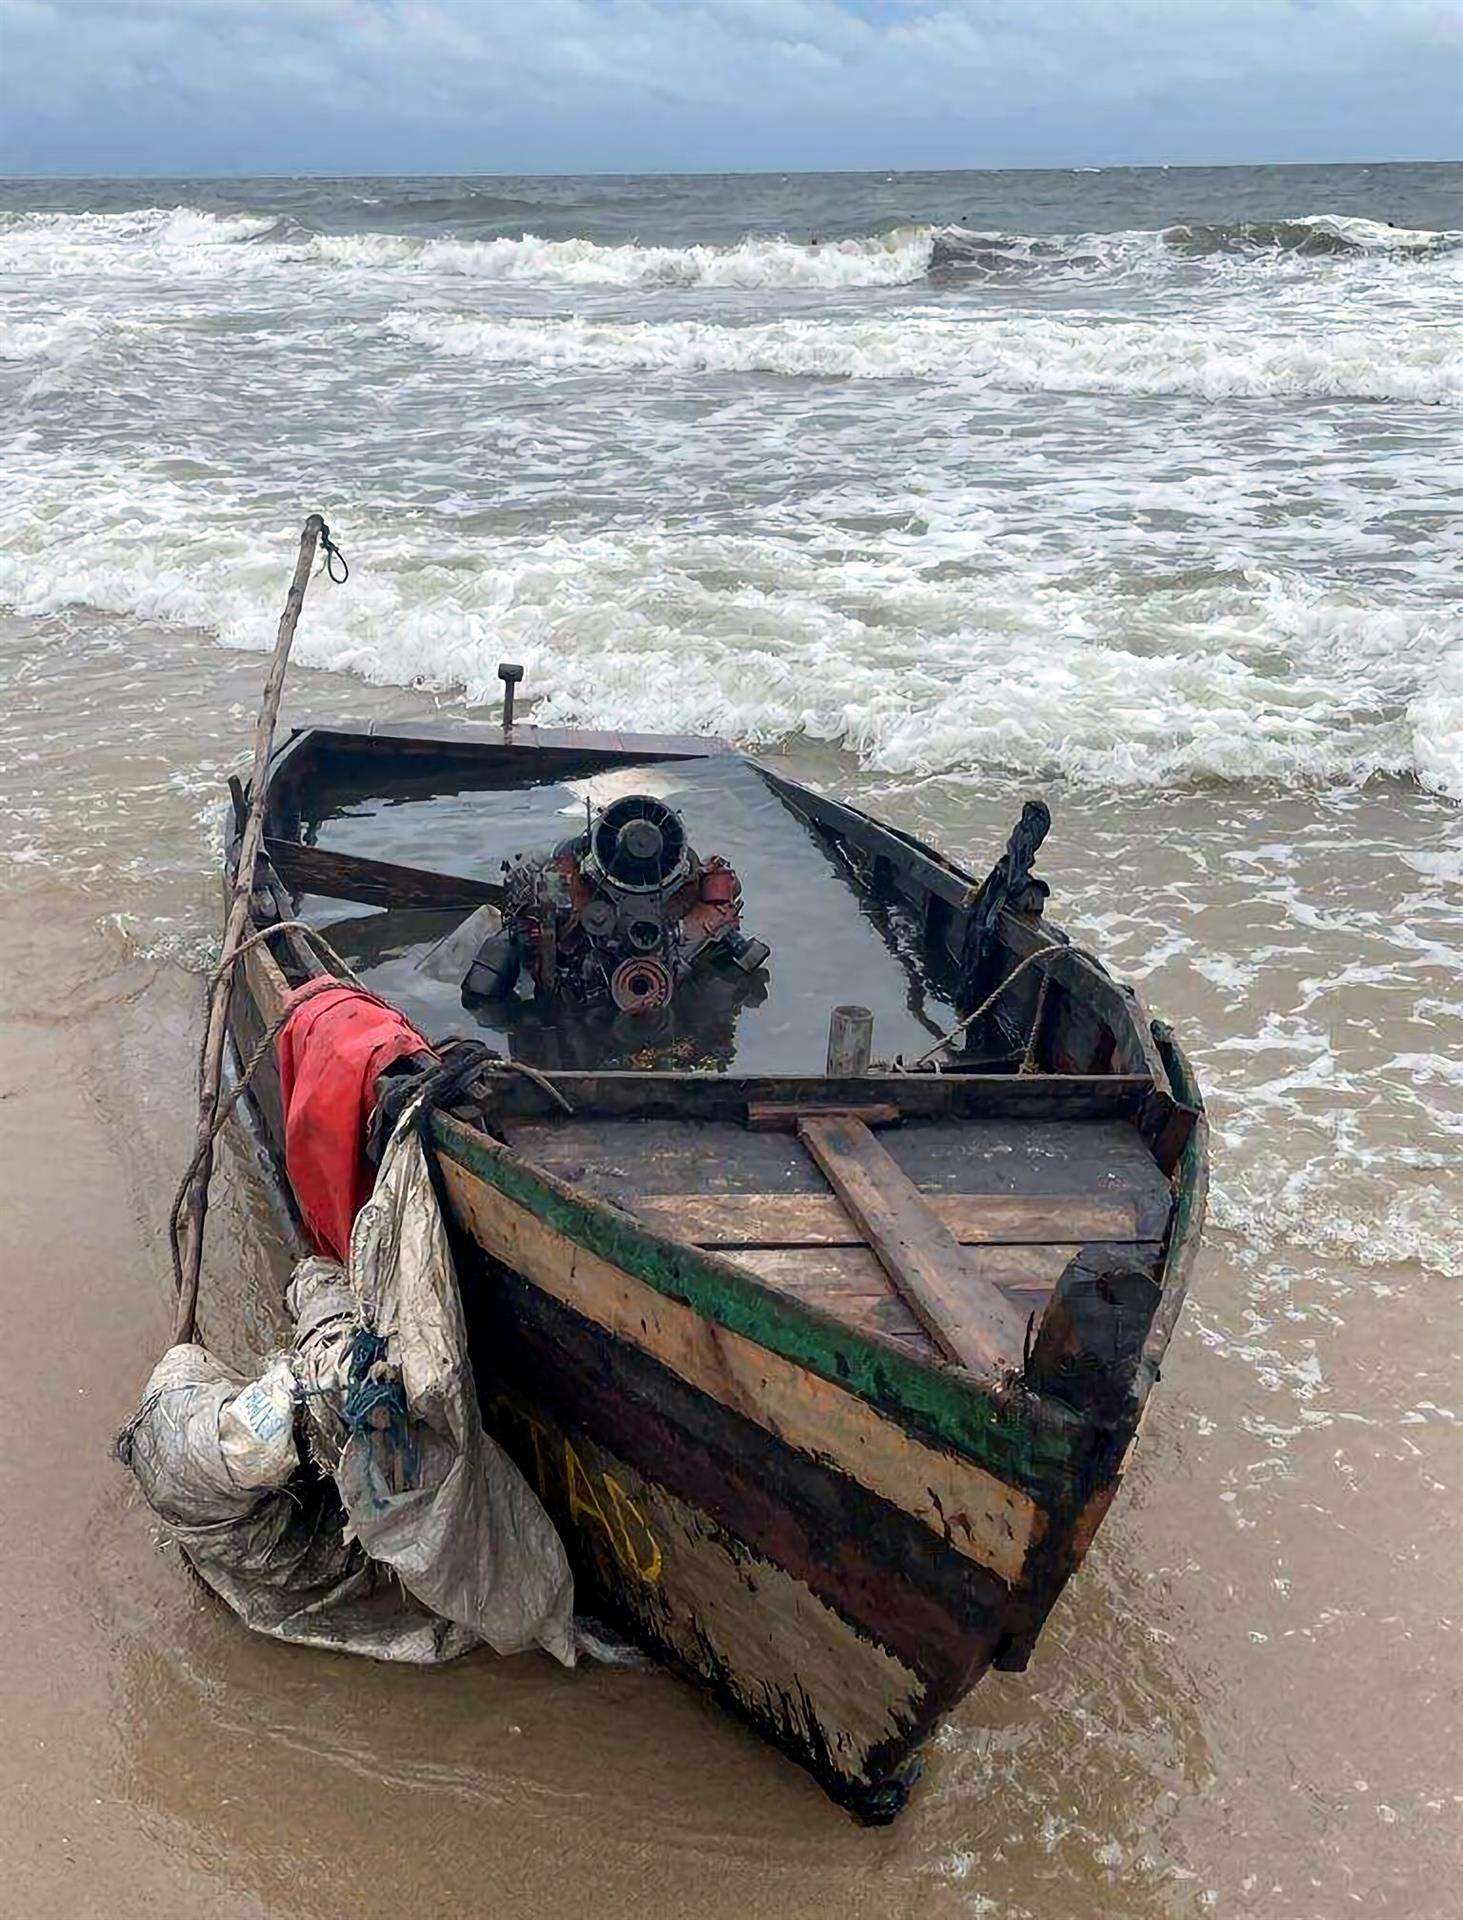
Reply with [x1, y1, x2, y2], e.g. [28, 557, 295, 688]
[2, 608, 1460, 1918]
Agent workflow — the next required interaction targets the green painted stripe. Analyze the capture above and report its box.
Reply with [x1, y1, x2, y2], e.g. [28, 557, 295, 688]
[430, 1111, 1088, 1497]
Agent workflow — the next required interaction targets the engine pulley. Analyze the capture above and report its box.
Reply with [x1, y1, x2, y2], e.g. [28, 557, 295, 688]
[609, 954, 674, 1013]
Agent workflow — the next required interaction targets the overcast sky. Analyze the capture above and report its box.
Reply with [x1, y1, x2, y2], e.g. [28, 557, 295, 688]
[1, 0, 1459, 177]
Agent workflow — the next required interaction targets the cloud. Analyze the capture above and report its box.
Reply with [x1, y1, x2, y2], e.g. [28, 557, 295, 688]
[0, 0, 1458, 172]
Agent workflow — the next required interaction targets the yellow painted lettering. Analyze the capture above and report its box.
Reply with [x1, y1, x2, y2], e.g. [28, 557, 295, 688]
[564, 1439, 620, 1555]
[603, 1472, 663, 1584]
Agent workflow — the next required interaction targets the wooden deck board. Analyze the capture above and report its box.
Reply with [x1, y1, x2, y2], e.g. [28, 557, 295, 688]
[504, 1109, 1174, 1377]
[505, 1118, 832, 1196]
[505, 1115, 1171, 1229]
[727, 1242, 1164, 1361]
[629, 1190, 1145, 1247]
[796, 1117, 1031, 1375]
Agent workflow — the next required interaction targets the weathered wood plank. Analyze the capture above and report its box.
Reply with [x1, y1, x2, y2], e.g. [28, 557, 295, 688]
[1141, 1021, 1209, 1388]
[729, 1241, 1165, 1358]
[505, 1115, 1174, 1231]
[241, 930, 291, 1023]
[746, 1101, 902, 1133]
[798, 1117, 1030, 1376]
[731, 1242, 1080, 1302]
[725, 1246, 944, 1358]
[436, 1152, 1044, 1585]
[231, 934, 292, 1150]
[630, 1190, 1144, 1247]
[754, 764, 977, 912]
[479, 1069, 1155, 1125]
[264, 836, 503, 911]
[506, 1118, 828, 1196]
[302, 719, 731, 762]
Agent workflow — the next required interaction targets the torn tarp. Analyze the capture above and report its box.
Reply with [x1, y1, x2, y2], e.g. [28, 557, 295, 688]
[118, 1108, 575, 1668]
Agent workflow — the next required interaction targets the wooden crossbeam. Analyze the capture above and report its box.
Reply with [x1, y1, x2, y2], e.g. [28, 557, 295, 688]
[263, 837, 503, 911]
[796, 1116, 1030, 1377]
[631, 1190, 1143, 1248]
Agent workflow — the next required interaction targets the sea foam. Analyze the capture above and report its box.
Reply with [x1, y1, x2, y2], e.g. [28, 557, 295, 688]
[314, 226, 938, 288]
[0, 467, 1455, 794]
[384, 308, 1463, 404]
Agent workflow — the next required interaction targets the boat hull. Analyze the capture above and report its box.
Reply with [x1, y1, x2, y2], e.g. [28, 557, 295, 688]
[424, 1113, 1125, 1819]
[218, 723, 1208, 1822]
[226, 946, 1194, 1819]
[440, 1153, 1025, 1821]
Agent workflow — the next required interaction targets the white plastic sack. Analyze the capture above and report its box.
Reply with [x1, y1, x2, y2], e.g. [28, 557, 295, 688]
[119, 1108, 575, 1669]
[119, 1342, 474, 1662]
[218, 1356, 298, 1489]
[412, 903, 502, 984]
[324, 1110, 576, 1667]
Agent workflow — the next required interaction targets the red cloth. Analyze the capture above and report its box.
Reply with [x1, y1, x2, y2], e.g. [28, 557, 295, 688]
[275, 982, 431, 1261]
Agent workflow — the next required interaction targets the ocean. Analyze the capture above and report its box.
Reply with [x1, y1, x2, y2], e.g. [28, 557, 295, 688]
[1, 163, 1460, 1918]
[2, 164, 1461, 790]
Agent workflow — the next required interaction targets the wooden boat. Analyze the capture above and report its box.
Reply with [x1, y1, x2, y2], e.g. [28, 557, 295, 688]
[223, 709, 1206, 1824]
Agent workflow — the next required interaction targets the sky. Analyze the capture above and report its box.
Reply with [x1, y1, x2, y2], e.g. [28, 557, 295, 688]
[0, 0, 1459, 177]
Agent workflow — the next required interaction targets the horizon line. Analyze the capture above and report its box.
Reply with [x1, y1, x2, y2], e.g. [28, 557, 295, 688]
[1, 154, 1459, 186]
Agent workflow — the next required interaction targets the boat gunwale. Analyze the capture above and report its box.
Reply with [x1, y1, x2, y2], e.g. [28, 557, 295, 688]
[1140, 1020, 1209, 1401]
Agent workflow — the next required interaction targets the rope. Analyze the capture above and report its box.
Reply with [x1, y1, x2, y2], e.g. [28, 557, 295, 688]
[318, 523, 350, 584]
[170, 934, 574, 1317]
[166, 920, 383, 1299]
[493, 1058, 574, 1115]
[338, 1327, 417, 1503]
[206, 918, 366, 993]
[368, 1038, 573, 1168]
[1020, 961, 1053, 1075]
[901, 942, 1066, 1073]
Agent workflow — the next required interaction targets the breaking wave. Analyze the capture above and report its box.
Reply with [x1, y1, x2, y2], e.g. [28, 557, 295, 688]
[0, 207, 935, 288]
[313, 226, 937, 287]
[1158, 214, 1457, 257]
[384, 307, 1463, 403]
[1, 205, 1457, 289]
[1, 465, 1458, 795]
[0, 311, 112, 399]
[0, 206, 280, 267]
[929, 214, 1461, 280]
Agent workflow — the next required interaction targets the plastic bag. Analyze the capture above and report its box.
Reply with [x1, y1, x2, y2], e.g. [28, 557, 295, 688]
[118, 1342, 473, 1661]
[310, 1111, 576, 1666]
[118, 1111, 575, 1667]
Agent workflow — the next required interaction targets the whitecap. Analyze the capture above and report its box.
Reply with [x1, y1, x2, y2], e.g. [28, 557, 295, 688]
[383, 307, 1463, 405]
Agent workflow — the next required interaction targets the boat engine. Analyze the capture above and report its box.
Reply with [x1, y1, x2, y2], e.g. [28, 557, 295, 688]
[463, 793, 770, 1012]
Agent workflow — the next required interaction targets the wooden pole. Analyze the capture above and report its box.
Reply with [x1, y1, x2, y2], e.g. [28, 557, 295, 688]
[173, 514, 328, 1345]
[826, 1005, 874, 1076]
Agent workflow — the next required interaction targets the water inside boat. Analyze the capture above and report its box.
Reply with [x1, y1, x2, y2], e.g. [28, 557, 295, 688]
[291, 752, 961, 1072]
